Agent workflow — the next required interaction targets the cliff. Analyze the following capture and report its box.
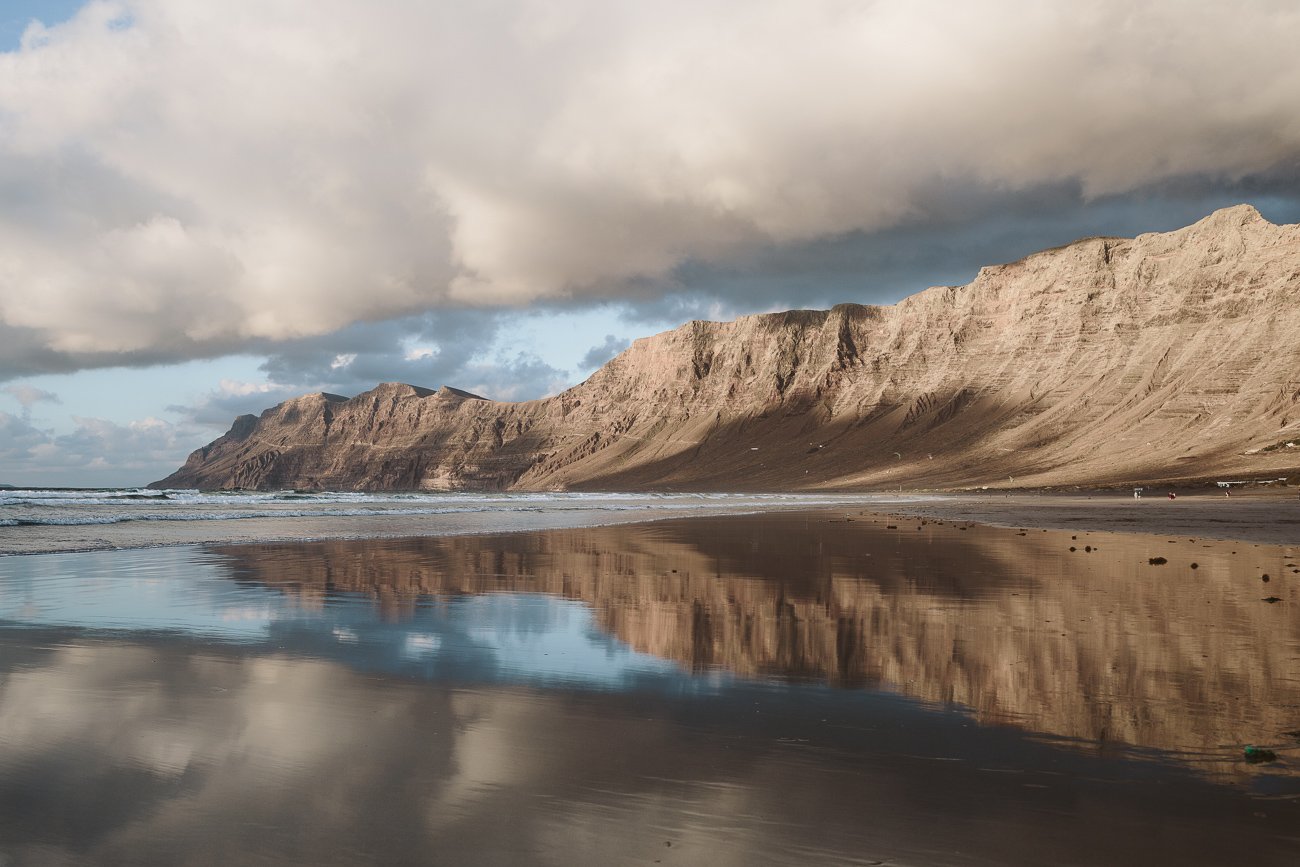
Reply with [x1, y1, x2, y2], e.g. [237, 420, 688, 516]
[153, 204, 1300, 491]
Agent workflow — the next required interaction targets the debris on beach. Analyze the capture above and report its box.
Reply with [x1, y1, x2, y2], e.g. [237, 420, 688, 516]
[1262, 596, 1283, 603]
[1244, 746, 1278, 764]
[1148, 557, 1168, 565]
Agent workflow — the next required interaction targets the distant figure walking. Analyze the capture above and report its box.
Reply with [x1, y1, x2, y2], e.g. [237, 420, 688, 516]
[1167, 492, 1177, 500]
[1133, 487, 1143, 499]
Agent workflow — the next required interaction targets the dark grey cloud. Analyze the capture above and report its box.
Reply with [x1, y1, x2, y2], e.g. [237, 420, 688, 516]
[0, 411, 49, 456]
[165, 384, 302, 429]
[618, 177, 1300, 325]
[169, 309, 570, 429]
[579, 335, 630, 370]
[253, 310, 570, 402]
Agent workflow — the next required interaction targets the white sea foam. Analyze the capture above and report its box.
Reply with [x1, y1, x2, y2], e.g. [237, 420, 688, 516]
[5, 502, 784, 527]
[0, 487, 928, 555]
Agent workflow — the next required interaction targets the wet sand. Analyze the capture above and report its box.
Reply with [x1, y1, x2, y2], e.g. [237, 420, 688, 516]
[871, 489, 1300, 545]
[1, 511, 1298, 864]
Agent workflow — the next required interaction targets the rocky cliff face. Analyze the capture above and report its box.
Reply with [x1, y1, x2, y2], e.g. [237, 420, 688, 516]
[154, 205, 1300, 491]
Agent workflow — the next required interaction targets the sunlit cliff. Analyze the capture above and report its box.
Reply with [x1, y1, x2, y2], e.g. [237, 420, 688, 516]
[156, 205, 1300, 491]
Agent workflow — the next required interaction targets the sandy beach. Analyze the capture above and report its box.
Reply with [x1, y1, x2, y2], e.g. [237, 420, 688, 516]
[867, 489, 1300, 546]
[0, 511, 1297, 864]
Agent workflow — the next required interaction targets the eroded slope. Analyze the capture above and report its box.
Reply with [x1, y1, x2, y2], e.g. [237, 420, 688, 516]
[154, 205, 1300, 491]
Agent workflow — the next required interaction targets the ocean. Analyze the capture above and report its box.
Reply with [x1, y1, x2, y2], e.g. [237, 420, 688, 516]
[0, 488, 918, 555]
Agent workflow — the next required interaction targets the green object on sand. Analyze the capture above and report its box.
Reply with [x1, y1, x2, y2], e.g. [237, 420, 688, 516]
[1244, 746, 1278, 764]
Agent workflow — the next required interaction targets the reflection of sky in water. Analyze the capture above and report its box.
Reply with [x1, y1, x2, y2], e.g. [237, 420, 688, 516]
[0, 547, 693, 692]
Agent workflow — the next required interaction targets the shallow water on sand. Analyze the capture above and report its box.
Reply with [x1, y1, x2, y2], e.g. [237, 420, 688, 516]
[1, 512, 1299, 865]
[0, 489, 917, 554]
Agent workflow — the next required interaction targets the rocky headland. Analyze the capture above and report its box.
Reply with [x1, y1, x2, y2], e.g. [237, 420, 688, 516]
[153, 205, 1300, 491]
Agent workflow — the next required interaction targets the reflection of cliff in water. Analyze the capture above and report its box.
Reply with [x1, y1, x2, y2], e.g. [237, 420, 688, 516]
[214, 512, 1300, 760]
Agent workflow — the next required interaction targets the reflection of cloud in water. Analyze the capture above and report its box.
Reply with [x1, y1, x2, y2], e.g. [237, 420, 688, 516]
[0, 547, 687, 693]
[0, 547, 279, 638]
[0, 635, 1293, 866]
[219, 604, 278, 623]
[459, 594, 681, 686]
[402, 632, 441, 659]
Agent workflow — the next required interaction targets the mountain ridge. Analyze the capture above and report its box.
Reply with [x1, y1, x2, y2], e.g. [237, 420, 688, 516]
[153, 204, 1300, 491]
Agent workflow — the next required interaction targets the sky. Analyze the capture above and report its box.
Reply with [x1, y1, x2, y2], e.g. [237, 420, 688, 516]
[2, 0, 1300, 487]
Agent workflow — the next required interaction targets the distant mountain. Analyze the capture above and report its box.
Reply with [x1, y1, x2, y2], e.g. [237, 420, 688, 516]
[152, 205, 1300, 491]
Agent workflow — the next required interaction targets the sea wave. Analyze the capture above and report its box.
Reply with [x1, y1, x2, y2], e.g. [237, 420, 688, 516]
[0, 488, 753, 507]
[4, 506, 549, 526]
[0, 489, 927, 556]
[0, 490, 897, 528]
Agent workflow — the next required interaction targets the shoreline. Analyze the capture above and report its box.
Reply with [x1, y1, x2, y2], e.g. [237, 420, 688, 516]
[0, 493, 924, 556]
[7, 488, 1300, 555]
[864, 490, 1300, 546]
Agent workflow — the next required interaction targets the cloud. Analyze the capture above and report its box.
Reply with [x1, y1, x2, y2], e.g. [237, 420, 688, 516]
[168, 309, 571, 428]
[462, 352, 570, 402]
[2, 384, 61, 411]
[613, 179, 1300, 325]
[0, 409, 204, 486]
[251, 310, 572, 401]
[2, 1, 1300, 377]
[579, 335, 630, 370]
[0, 411, 50, 456]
